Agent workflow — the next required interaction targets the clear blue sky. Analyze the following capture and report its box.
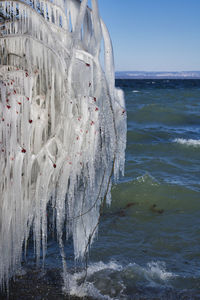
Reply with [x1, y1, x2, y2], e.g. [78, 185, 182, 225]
[97, 0, 200, 71]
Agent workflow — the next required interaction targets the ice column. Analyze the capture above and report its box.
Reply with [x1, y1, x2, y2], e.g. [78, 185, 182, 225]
[0, 0, 126, 288]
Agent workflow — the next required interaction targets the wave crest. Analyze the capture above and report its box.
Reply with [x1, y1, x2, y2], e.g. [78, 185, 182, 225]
[67, 260, 175, 299]
[174, 138, 200, 147]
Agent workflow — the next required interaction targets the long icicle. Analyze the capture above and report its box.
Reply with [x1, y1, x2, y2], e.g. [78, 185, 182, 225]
[0, 0, 126, 294]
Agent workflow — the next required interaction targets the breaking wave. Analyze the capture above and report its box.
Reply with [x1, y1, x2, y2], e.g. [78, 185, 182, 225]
[67, 260, 175, 299]
[173, 138, 200, 147]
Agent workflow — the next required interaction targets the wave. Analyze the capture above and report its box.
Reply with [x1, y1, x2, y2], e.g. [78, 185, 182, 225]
[173, 138, 200, 147]
[67, 260, 175, 299]
[124, 261, 175, 285]
[3, 258, 198, 299]
[128, 102, 200, 127]
[132, 90, 140, 93]
[68, 261, 123, 299]
[136, 173, 160, 186]
[110, 173, 200, 214]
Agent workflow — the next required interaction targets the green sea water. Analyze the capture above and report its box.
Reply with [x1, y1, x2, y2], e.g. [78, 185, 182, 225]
[2, 79, 200, 300]
[88, 79, 200, 299]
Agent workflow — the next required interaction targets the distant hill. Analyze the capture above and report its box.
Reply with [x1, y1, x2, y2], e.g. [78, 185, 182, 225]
[115, 71, 200, 79]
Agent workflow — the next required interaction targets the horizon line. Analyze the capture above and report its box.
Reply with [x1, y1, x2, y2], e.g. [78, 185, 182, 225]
[115, 70, 200, 73]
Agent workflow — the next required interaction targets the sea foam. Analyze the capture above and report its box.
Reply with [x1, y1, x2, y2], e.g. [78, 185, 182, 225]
[66, 260, 175, 299]
[174, 138, 200, 147]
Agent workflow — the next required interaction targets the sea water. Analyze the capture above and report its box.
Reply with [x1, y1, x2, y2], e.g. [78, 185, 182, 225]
[1, 79, 200, 299]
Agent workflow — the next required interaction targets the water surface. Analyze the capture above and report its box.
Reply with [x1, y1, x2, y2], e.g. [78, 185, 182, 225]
[2, 79, 200, 299]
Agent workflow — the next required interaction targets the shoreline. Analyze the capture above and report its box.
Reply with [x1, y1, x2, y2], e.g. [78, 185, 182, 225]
[0, 267, 94, 300]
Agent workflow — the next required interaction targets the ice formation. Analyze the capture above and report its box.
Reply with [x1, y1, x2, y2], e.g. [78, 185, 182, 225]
[0, 0, 126, 290]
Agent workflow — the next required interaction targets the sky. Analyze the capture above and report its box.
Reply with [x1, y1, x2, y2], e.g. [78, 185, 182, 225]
[97, 0, 200, 72]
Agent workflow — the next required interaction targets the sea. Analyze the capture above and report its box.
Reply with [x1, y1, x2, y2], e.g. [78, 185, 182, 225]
[2, 79, 200, 299]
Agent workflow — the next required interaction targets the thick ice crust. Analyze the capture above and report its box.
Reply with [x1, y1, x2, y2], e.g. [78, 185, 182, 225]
[0, 0, 126, 288]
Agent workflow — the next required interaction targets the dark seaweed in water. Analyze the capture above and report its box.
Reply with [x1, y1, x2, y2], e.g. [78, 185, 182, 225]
[2, 79, 200, 299]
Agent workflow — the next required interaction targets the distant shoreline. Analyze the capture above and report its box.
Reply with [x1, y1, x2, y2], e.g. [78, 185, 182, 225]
[115, 71, 200, 79]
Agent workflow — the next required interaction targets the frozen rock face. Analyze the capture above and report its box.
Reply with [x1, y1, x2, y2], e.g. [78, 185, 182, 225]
[0, 0, 126, 288]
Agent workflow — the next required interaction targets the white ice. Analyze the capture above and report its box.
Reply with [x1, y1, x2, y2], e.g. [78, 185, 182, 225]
[0, 0, 126, 290]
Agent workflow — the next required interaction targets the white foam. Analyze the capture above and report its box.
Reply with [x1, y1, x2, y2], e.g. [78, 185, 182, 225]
[65, 260, 175, 299]
[124, 261, 175, 285]
[68, 261, 123, 299]
[174, 138, 200, 147]
[143, 261, 174, 281]
[132, 90, 140, 93]
[136, 173, 160, 186]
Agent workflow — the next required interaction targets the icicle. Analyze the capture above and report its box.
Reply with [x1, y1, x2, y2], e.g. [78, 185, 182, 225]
[0, 0, 126, 293]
